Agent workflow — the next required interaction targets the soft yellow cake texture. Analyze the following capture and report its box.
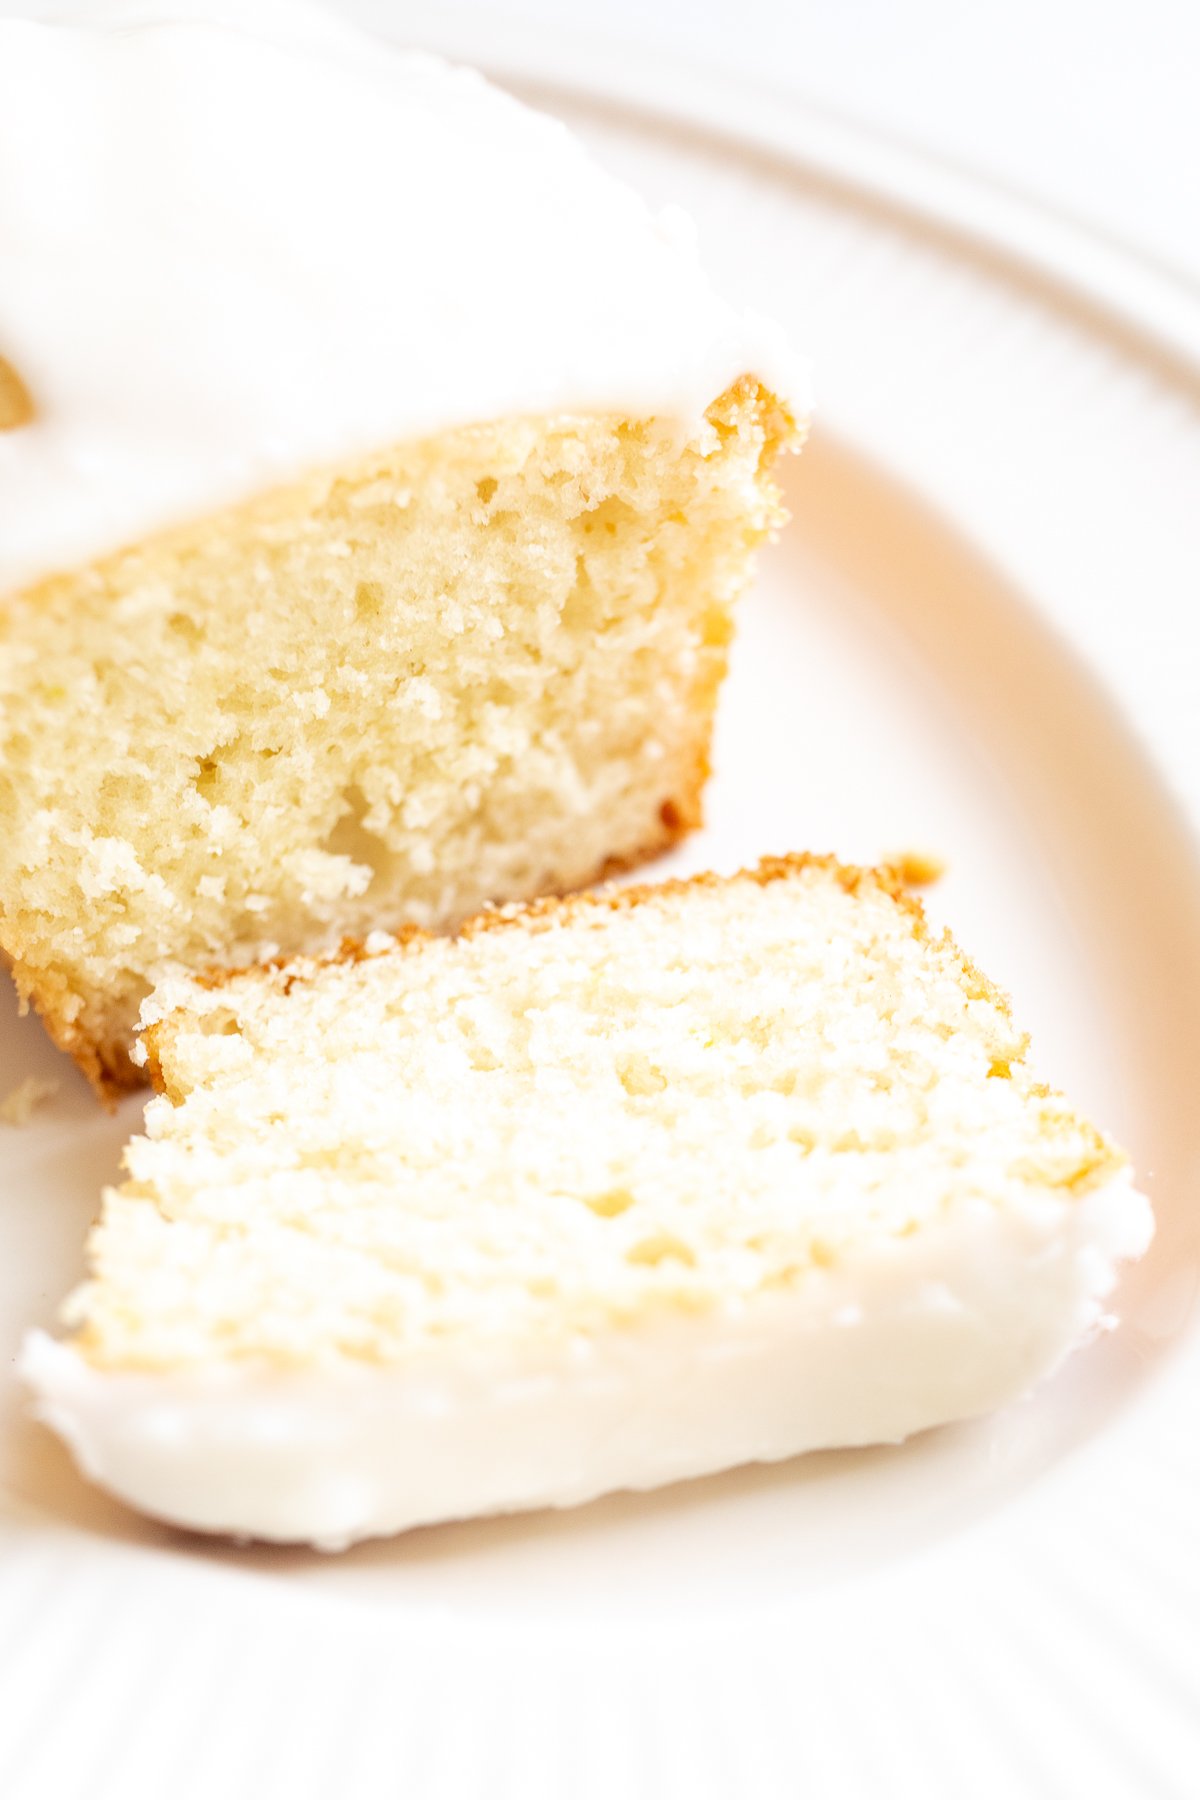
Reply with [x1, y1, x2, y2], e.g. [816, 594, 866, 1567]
[0, 380, 796, 1097]
[62, 855, 1138, 1368]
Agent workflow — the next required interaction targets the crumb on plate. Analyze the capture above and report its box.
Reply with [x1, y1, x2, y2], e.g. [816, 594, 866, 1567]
[0, 1075, 59, 1126]
[890, 850, 947, 887]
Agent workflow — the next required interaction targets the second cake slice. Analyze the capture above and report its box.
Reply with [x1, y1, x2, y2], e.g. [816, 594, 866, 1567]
[23, 856, 1152, 1546]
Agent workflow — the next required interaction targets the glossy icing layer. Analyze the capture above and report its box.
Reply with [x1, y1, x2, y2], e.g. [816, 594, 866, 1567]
[22, 1176, 1152, 1546]
[0, 2, 806, 593]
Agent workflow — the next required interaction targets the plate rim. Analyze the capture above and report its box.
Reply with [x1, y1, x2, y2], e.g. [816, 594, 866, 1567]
[363, 2, 1200, 387]
[359, 0, 1200, 853]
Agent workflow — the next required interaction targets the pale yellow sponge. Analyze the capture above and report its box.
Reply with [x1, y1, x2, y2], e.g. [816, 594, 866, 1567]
[23, 856, 1151, 1546]
[0, 380, 796, 1096]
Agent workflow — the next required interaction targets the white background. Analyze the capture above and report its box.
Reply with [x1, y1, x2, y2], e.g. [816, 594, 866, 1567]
[361, 0, 1200, 283]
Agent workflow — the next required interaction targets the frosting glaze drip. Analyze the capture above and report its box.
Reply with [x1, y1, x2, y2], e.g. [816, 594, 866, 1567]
[0, 1, 808, 594]
[20, 1175, 1152, 1546]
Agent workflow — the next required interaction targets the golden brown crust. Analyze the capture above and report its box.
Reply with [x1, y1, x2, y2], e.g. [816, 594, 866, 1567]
[3, 972, 139, 1108]
[139, 851, 978, 1086]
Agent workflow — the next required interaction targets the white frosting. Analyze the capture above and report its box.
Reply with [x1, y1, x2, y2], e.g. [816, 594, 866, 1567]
[0, 1, 807, 595]
[20, 1176, 1152, 1547]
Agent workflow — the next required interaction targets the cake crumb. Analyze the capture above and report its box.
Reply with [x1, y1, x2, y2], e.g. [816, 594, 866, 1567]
[0, 1075, 59, 1126]
[891, 850, 947, 887]
[0, 353, 35, 430]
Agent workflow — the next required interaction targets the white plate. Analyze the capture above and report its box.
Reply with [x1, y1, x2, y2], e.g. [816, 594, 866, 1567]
[2, 22, 1199, 1799]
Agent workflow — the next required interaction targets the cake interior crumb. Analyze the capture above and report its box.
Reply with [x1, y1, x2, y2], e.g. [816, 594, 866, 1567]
[0, 383, 793, 1094]
[67, 859, 1117, 1371]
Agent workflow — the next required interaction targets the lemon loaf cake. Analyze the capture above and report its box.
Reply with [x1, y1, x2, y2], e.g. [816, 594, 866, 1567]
[22, 856, 1152, 1547]
[0, 3, 804, 1097]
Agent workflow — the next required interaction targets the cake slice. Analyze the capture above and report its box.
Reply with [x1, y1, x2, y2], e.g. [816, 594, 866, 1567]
[0, 5, 803, 1096]
[22, 856, 1152, 1547]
